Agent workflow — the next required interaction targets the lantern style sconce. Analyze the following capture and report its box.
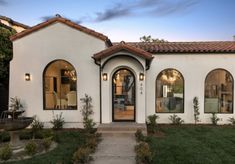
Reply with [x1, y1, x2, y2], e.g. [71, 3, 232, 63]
[25, 73, 31, 81]
[102, 73, 108, 81]
[139, 73, 144, 81]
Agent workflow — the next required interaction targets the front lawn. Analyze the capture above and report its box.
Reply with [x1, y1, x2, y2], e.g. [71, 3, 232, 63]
[147, 125, 235, 164]
[8, 130, 86, 164]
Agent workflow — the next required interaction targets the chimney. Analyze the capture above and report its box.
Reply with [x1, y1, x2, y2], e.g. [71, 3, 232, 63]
[233, 35, 235, 41]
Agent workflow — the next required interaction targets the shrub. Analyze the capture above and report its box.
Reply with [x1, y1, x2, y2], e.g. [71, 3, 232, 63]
[80, 94, 96, 133]
[169, 114, 184, 125]
[25, 140, 37, 156]
[42, 137, 53, 151]
[31, 117, 44, 139]
[0, 131, 10, 142]
[135, 129, 145, 142]
[0, 144, 12, 161]
[135, 142, 152, 164]
[211, 113, 220, 125]
[42, 129, 54, 139]
[228, 117, 235, 125]
[50, 112, 65, 130]
[72, 147, 92, 164]
[193, 97, 200, 124]
[146, 114, 159, 134]
[86, 137, 97, 153]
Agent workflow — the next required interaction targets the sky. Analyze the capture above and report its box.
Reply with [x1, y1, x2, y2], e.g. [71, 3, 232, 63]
[0, 0, 235, 42]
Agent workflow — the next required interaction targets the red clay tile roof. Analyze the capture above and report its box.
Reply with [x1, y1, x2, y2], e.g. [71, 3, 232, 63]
[125, 42, 235, 53]
[10, 16, 112, 45]
[93, 41, 154, 61]
[0, 15, 30, 29]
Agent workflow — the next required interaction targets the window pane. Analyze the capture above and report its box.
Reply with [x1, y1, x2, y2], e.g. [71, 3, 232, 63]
[156, 69, 184, 113]
[205, 69, 233, 113]
[44, 60, 77, 110]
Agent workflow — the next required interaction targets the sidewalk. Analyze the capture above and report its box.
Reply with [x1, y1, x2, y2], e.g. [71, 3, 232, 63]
[91, 134, 136, 164]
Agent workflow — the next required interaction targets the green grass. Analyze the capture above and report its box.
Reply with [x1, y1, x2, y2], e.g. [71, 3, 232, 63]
[147, 125, 235, 164]
[8, 130, 86, 164]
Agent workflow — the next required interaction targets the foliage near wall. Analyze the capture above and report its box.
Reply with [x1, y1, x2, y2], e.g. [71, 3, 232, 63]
[0, 23, 16, 80]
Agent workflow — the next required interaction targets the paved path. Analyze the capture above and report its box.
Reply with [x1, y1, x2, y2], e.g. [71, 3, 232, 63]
[91, 134, 136, 164]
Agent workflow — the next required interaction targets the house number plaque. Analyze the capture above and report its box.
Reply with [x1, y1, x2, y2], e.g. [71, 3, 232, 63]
[140, 83, 143, 94]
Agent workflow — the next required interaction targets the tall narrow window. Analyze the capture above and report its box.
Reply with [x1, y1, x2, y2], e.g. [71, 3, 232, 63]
[156, 69, 184, 113]
[205, 69, 233, 113]
[43, 60, 77, 110]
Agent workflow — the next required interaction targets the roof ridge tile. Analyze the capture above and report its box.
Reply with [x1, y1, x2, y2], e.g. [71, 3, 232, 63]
[10, 16, 110, 43]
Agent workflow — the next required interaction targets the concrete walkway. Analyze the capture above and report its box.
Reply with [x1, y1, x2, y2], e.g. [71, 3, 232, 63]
[91, 134, 136, 164]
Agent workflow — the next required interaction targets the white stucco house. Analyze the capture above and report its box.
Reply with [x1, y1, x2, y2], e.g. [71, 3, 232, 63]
[9, 16, 235, 127]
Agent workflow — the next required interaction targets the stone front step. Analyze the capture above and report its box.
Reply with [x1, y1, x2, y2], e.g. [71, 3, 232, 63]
[97, 122, 147, 136]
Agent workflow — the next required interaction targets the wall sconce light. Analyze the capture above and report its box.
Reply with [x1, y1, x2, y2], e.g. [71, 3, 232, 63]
[25, 73, 30, 81]
[139, 73, 144, 81]
[102, 73, 108, 81]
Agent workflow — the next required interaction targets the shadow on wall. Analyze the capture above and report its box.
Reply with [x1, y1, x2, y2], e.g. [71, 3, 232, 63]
[0, 83, 9, 113]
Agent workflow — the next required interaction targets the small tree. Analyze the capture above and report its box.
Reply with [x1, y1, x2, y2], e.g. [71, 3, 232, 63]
[80, 94, 96, 133]
[140, 35, 168, 43]
[193, 97, 200, 124]
[0, 25, 16, 80]
[50, 112, 65, 130]
[31, 116, 44, 139]
[146, 114, 159, 134]
[169, 114, 184, 125]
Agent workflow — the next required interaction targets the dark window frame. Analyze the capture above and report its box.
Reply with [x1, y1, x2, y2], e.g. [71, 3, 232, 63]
[204, 68, 234, 114]
[155, 68, 185, 113]
[43, 59, 78, 110]
[112, 68, 136, 122]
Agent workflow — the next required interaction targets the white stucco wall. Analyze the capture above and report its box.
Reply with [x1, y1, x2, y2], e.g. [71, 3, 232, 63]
[101, 53, 146, 123]
[9, 22, 106, 128]
[146, 54, 235, 124]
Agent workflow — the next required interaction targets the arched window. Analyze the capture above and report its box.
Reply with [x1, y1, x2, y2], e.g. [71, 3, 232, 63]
[43, 60, 77, 110]
[205, 69, 233, 113]
[156, 69, 184, 113]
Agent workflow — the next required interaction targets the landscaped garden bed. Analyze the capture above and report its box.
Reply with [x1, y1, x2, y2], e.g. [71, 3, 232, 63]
[0, 129, 94, 164]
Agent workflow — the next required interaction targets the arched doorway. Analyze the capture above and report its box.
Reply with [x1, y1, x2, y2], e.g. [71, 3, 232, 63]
[112, 68, 135, 121]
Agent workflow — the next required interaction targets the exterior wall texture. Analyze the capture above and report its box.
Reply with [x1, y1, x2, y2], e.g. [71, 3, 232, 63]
[9, 22, 106, 128]
[146, 54, 235, 124]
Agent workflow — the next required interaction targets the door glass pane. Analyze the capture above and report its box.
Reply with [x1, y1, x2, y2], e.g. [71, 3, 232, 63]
[113, 69, 135, 121]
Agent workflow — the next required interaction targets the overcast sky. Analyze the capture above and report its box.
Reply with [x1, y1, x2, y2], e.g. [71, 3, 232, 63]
[0, 0, 235, 42]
